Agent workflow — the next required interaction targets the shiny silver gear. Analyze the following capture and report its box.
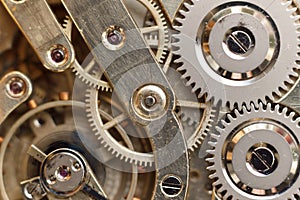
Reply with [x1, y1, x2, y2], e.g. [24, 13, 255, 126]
[207, 103, 300, 199]
[173, 0, 300, 107]
[64, 0, 169, 90]
[85, 68, 214, 167]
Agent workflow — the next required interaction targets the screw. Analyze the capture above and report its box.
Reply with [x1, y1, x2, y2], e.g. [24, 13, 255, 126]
[161, 175, 183, 197]
[6, 77, 26, 98]
[48, 175, 57, 185]
[249, 147, 277, 175]
[226, 30, 253, 55]
[72, 161, 81, 171]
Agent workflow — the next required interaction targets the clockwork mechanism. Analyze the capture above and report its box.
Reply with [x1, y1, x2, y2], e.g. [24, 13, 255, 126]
[0, 0, 300, 200]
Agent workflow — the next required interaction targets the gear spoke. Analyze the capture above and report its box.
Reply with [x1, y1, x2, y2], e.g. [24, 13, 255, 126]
[102, 114, 128, 130]
[176, 100, 207, 109]
[140, 25, 160, 34]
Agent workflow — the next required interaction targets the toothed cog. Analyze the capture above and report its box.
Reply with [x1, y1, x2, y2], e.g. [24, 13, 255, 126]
[174, 0, 300, 107]
[207, 103, 300, 199]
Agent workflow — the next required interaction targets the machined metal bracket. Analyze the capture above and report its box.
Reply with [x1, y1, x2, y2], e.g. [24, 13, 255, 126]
[1, 0, 75, 72]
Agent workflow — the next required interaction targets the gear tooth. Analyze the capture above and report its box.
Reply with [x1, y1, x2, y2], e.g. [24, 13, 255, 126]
[216, 125, 225, 133]
[124, 157, 128, 162]
[291, 69, 300, 77]
[223, 192, 232, 200]
[172, 40, 181, 47]
[227, 113, 235, 123]
[282, 0, 292, 6]
[288, 6, 297, 14]
[114, 151, 119, 157]
[235, 106, 244, 116]
[206, 164, 215, 171]
[211, 133, 220, 140]
[289, 111, 296, 121]
[258, 101, 266, 110]
[206, 150, 215, 156]
[209, 172, 218, 180]
[249, 102, 257, 112]
[208, 141, 217, 147]
[282, 107, 289, 116]
[175, 16, 186, 26]
[273, 103, 281, 114]
[183, 2, 193, 11]
[172, 25, 182, 32]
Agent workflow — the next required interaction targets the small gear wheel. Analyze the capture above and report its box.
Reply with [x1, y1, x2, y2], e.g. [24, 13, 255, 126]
[173, 0, 300, 107]
[207, 103, 300, 199]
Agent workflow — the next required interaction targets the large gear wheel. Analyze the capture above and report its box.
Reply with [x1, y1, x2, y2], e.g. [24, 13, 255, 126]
[173, 0, 300, 107]
[207, 103, 300, 199]
[85, 66, 214, 167]
[66, 0, 169, 90]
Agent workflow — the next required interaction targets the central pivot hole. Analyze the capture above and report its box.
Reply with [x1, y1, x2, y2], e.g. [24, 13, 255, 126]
[132, 85, 168, 120]
[56, 165, 71, 182]
[107, 29, 124, 46]
[102, 25, 126, 50]
[248, 145, 278, 175]
[144, 95, 157, 108]
[224, 27, 255, 56]
[6, 77, 26, 98]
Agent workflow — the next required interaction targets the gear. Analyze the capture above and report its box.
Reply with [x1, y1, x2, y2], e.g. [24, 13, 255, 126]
[85, 65, 214, 167]
[64, 0, 169, 90]
[207, 103, 300, 199]
[125, 0, 169, 63]
[86, 88, 155, 167]
[173, 0, 300, 107]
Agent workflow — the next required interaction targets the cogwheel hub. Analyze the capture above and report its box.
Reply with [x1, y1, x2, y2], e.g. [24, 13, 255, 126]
[174, 0, 300, 107]
[201, 3, 279, 77]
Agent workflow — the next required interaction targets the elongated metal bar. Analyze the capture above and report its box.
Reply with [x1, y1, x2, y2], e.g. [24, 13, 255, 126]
[62, 0, 189, 199]
[1, 0, 75, 72]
